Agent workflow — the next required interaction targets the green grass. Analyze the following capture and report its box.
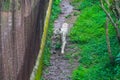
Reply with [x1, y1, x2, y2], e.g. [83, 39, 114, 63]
[41, 0, 61, 79]
[70, 0, 120, 80]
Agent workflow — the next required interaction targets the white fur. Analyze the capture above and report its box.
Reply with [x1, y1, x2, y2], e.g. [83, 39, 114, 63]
[60, 23, 69, 54]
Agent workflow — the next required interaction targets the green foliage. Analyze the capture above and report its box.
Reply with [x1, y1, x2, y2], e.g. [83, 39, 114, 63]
[43, 42, 51, 66]
[73, 12, 79, 16]
[72, 66, 88, 80]
[72, 65, 114, 80]
[2, 0, 10, 11]
[115, 53, 120, 65]
[51, 0, 61, 20]
[70, 5, 106, 44]
[65, 14, 71, 18]
[55, 41, 61, 49]
[70, 0, 120, 80]
[40, 77, 45, 80]
[114, 65, 120, 79]
[71, 0, 98, 11]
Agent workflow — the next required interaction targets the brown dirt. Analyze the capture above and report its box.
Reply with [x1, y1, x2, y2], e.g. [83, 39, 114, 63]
[42, 0, 79, 80]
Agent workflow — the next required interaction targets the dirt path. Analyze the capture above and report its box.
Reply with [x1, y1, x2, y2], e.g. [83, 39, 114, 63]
[42, 0, 79, 80]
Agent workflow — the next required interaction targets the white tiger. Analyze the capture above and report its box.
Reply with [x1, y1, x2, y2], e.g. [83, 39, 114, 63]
[60, 23, 69, 54]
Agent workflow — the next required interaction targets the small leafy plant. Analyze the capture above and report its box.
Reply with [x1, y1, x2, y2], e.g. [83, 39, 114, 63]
[115, 53, 120, 65]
